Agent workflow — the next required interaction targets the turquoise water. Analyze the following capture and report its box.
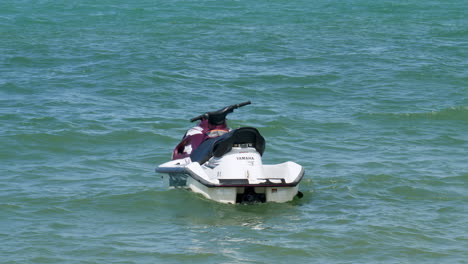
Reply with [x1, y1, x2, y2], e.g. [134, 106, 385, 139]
[1, 0, 467, 263]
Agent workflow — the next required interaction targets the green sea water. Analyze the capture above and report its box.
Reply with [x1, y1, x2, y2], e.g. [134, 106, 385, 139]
[1, 0, 467, 263]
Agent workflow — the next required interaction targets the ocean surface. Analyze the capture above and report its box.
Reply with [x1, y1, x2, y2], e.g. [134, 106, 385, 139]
[1, 0, 467, 263]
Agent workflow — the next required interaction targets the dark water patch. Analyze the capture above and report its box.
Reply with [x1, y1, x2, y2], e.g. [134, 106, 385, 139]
[434, 26, 468, 39]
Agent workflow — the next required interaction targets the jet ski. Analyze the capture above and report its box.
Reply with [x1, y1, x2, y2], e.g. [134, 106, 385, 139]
[155, 101, 304, 204]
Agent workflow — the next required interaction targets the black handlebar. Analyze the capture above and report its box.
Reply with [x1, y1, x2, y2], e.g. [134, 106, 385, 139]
[236, 101, 251, 108]
[190, 101, 251, 124]
[189, 114, 207, 123]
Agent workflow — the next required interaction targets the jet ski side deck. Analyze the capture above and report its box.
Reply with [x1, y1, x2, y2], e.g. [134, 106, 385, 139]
[156, 160, 304, 188]
[156, 151, 304, 204]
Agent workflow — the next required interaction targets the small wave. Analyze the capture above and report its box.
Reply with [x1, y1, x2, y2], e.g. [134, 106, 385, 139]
[411, 106, 468, 121]
[0, 82, 34, 94]
[8, 129, 173, 147]
[5, 56, 35, 65]
[0, 203, 22, 210]
[359, 106, 468, 122]
[387, 183, 467, 201]
[388, 185, 436, 199]
[71, 189, 175, 207]
[33, 206, 72, 215]
[443, 173, 468, 182]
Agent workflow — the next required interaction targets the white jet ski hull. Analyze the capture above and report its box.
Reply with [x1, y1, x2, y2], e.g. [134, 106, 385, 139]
[157, 147, 304, 204]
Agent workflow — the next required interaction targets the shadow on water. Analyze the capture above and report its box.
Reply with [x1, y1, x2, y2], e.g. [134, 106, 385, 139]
[158, 187, 313, 228]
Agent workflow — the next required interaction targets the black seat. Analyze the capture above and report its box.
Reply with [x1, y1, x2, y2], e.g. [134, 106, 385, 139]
[190, 127, 265, 164]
